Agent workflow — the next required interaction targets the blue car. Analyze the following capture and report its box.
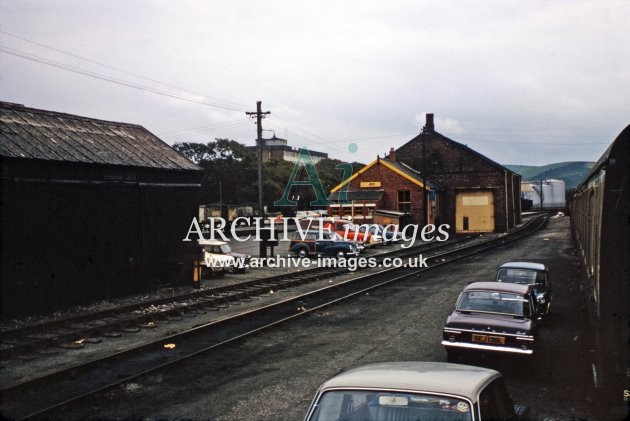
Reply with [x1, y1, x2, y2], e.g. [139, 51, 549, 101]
[289, 230, 359, 258]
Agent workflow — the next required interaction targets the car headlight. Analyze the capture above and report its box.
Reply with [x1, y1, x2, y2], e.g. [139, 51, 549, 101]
[443, 328, 461, 342]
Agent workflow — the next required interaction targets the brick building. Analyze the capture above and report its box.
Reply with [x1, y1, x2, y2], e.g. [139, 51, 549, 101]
[327, 114, 521, 233]
[396, 114, 521, 233]
[328, 155, 432, 226]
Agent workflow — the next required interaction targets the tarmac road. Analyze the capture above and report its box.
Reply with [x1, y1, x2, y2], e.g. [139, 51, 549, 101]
[55, 216, 607, 420]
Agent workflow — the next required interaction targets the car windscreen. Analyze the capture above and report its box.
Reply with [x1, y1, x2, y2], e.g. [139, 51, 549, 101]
[457, 291, 531, 317]
[219, 244, 232, 253]
[308, 390, 472, 421]
[496, 268, 546, 285]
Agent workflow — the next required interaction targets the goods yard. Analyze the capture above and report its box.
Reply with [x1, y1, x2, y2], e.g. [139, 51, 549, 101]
[1, 213, 625, 420]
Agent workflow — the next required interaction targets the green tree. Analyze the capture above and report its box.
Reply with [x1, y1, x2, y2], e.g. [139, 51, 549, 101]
[174, 141, 365, 211]
[173, 140, 257, 205]
[265, 157, 365, 212]
[263, 159, 296, 211]
[315, 158, 364, 195]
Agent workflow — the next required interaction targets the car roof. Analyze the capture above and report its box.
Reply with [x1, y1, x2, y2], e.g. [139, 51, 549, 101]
[198, 240, 227, 246]
[498, 261, 546, 271]
[318, 362, 500, 401]
[464, 281, 530, 295]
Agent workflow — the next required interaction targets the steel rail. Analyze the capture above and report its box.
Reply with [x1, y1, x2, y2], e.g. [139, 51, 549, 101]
[0, 234, 473, 359]
[0, 214, 548, 420]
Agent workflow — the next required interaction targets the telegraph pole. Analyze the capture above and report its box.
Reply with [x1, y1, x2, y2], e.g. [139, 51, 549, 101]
[246, 101, 270, 255]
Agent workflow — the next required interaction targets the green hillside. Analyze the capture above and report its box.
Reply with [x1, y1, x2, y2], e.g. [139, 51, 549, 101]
[505, 162, 594, 189]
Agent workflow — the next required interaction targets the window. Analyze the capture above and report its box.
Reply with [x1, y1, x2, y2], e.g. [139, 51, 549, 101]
[497, 269, 539, 284]
[398, 190, 411, 213]
[309, 390, 473, 421]
[457, 291, 530, 316]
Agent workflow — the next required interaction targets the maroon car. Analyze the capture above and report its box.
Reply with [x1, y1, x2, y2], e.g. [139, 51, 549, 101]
[442, 281, 544, 361]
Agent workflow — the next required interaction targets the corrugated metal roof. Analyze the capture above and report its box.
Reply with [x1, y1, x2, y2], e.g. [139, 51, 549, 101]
[0, 102, 201, 171]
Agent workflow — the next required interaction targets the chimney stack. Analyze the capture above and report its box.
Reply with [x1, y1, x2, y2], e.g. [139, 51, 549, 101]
[388, 147, 396, 162]
[423, 113, 434, 133]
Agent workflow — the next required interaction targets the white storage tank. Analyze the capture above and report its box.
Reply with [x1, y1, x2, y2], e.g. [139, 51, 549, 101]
[521, 179, 566, 209]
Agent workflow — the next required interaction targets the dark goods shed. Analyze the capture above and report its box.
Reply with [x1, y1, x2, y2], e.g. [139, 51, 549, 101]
[0, 102, 202, 317]
[396, 114, 521, 233]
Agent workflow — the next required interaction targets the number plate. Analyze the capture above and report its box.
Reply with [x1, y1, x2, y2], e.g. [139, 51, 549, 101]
[472, 334, 505, 345]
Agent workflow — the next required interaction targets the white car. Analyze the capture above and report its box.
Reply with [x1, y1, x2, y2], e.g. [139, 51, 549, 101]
[348, 223, 384, 247]
[304, 361, 528, 421]
[198, 239, 238, 276]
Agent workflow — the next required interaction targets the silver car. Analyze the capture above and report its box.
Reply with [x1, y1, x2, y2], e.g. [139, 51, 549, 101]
[304, 361, 528, 421]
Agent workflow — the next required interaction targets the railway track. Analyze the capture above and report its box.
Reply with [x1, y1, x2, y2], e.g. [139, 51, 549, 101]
[0, 214, 548, 420]
[0, 233, 474, 360]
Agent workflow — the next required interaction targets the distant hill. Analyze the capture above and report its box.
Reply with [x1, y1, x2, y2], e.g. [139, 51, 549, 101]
[505, 162, 594, 189]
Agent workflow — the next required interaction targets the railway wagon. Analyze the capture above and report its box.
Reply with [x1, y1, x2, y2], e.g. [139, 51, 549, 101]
[570, 124, 629, 419]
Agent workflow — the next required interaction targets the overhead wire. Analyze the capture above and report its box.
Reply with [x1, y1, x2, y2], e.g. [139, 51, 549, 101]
[158, 118, 252, 137]
[447, 133, 610, 146]
[266, 114, 350, 156]
[271, 112, 608, 150]
[162, 120, 252, 142]
[0, 31, 610, 152]
[0, 44, 247, 113]
[0, 30, 249, 112]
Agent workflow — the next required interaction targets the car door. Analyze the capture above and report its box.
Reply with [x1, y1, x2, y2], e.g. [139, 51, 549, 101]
[303, 233, 318, 254]
[315, 232, 335, 254]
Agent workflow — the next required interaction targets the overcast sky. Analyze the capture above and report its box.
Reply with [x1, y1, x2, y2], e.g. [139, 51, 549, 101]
[1, 0, 628, 166]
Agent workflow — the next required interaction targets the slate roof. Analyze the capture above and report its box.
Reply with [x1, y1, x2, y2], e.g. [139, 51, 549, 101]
[0, 102, 201, 172]
[385, 159, 440, 187]
[330, 157, 434, 194]
[397, 130, 513, 174]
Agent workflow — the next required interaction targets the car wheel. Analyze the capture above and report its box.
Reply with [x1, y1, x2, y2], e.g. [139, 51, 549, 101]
[211, 268, 226, 278]
[336, 250, 346, 259]
[297, 247, 308, 258]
